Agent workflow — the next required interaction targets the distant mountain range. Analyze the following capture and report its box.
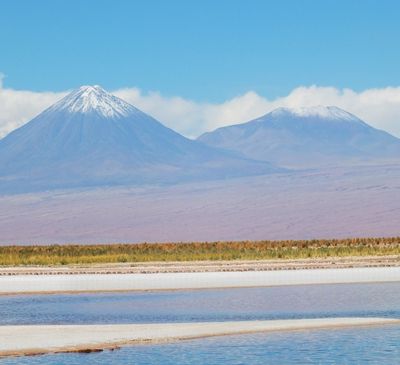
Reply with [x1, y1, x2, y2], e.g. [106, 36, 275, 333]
[0, 86, 399, 193]
[198, 106, 400, 168]
[0, 86, 277, 193]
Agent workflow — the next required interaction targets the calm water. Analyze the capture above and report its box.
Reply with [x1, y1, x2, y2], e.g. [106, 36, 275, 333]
[2, 326, 400, 365]
[1, 282, 400, 364]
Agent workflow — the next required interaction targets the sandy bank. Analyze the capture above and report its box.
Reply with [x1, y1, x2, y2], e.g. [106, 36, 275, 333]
[1, 318, 399, 357]
[0, 267, 399, 295]
[1, 256, 399, 276]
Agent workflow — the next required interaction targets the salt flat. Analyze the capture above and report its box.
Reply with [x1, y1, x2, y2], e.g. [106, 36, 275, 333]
[0, 164, 399, 245]
[1, 318, 399, 357]
[1, 267, 399, 294]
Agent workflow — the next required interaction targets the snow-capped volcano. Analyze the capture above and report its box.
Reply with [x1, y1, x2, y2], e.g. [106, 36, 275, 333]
[49, 85, 135, 118]
[198, 105, 400, 168]
[0, 86, 278, 193]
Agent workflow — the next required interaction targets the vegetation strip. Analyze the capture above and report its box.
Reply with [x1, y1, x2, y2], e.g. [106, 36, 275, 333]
[0, 237, 399, 266]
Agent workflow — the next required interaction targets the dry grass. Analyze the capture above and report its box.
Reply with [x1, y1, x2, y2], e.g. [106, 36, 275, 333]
[0, 237, 399, 266]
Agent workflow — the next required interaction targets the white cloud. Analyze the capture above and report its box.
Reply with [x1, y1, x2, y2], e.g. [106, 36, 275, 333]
[1, 82, 400, 140]
[115, 86, 400, 138]
[0, 86, 67, 139]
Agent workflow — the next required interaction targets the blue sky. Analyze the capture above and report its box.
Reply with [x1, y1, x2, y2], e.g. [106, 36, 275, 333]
[1, 0, 400, 102]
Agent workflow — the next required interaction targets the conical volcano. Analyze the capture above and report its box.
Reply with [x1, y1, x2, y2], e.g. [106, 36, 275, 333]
[0, 85, 277, 193]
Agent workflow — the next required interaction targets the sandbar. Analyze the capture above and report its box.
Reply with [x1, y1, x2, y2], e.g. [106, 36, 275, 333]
[1, 317, 399, 357]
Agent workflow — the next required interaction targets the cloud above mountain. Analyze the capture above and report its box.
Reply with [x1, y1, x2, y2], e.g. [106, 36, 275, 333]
[1, 81, 400, 139]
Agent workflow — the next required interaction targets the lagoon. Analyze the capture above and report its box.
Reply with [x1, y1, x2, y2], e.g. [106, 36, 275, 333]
[1, 282, 399, 363]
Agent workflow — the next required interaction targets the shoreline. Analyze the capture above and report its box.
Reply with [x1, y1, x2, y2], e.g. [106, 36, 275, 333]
[1, 255, 399, 276]
[1, 318, 399, 357]
[0, 266, 399, 295]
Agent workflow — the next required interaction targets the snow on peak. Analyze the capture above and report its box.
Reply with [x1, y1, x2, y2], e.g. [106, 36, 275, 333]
[270, 106, 360, 122]
[50, 85, 136, 118]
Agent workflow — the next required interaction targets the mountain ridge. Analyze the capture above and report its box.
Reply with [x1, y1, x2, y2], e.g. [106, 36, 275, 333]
[0, 86, 279, 193]
[198, 105, 400, 168]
